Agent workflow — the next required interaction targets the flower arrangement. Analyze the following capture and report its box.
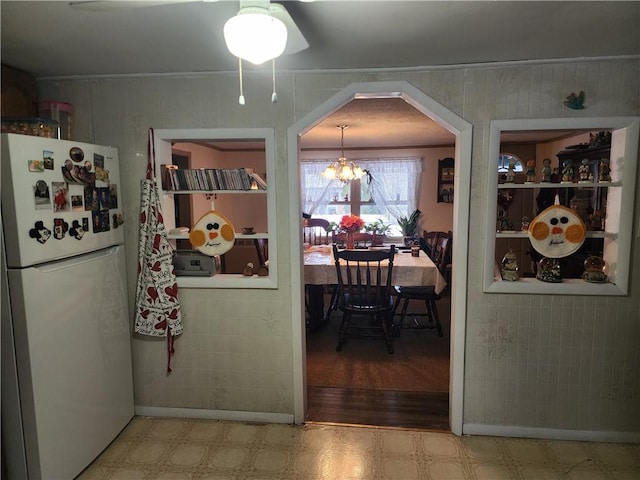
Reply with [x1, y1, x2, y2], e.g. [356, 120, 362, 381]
[339, 214, 364, 233]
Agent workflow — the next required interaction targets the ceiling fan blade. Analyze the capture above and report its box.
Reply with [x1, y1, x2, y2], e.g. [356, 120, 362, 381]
[269, 3, 309, 55]
[69, 0, 198, 11]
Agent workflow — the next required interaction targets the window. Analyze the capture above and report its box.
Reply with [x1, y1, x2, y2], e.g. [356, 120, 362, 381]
[301, 157, 422, 236]
[498, 153, 524, 173]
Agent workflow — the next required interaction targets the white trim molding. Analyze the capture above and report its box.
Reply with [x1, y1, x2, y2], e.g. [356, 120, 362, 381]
[135, 406, 294, 425]
[464, 424, 640, 444]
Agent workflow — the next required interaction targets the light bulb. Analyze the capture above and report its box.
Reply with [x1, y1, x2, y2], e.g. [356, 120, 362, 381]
[224, 10, 288, 65]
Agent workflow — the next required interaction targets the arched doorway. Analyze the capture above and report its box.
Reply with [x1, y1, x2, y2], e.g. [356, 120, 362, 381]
[288, 81, 472, 434]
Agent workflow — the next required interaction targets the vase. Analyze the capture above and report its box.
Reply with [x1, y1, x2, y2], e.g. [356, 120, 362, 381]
[346, 232, 355, 249]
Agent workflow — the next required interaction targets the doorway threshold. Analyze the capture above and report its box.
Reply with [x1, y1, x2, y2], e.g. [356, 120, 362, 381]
[306, 386, 449, 431]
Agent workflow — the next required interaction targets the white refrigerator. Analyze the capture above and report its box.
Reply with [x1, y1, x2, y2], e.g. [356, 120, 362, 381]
[1, 133, 134, 479]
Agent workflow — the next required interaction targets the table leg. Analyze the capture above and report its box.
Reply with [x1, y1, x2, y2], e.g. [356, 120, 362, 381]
[305, 284, 326, 330]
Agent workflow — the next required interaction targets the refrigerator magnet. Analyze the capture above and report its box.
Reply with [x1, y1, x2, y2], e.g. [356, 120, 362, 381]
[71, 194, 84, 212]
[33, 181, 51, 210]
[62, 159, 76, 183]
[91, 210, 110, 233]
[52, 182, 70, 212]
[43, 150, 54, 170]
[53, 218, 69, 240]
[69, 220, 85, 240]
[95, 166, 110, 183]
[108, 185, 118, 208]
[29, 221, 51, 244]
[84, 186, 98, 211]
[28, 160, 44, 172]
[70, 147, 84, 162]
[112, 213, 124, 229]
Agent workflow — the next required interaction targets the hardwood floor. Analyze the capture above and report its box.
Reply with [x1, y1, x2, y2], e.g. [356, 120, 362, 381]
[306, 294, 452, 431]
[306, 386, 450, 431]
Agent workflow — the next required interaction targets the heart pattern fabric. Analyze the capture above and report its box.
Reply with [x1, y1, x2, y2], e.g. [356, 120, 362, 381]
[134, 129, 183, 366]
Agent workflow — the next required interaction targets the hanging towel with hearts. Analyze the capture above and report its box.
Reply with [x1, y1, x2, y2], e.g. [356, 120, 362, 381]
[134, 128, 183, 373]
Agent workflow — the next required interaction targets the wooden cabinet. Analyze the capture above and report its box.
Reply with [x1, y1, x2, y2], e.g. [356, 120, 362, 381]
[483, 118, 639, 296]
[437, 157, 454, 203]
[154, 128, 278, 289]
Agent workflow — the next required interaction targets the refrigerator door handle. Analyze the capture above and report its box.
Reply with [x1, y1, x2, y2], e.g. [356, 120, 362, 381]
[33, 245, 122, 272]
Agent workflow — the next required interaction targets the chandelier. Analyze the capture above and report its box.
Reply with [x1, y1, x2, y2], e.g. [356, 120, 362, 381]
[322, 125, 365, 183]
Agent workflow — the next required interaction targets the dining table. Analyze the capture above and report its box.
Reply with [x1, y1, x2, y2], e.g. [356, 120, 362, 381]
[303, 244, 447, 330]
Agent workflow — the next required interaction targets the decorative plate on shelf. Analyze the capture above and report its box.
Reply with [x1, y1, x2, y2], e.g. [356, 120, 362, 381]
[528, 205, 586, 258]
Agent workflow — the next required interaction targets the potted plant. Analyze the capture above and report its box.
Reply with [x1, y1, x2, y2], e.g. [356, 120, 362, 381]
[397, 209, 421, 245]
[364, 218, 391, 245]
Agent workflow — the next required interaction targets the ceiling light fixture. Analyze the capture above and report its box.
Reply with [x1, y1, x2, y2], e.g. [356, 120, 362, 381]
[223, 4, 287, 105]
[322, 125, 365, 184]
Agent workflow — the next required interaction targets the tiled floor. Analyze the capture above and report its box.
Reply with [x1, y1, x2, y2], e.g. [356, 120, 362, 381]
[78, 416, 640, 480]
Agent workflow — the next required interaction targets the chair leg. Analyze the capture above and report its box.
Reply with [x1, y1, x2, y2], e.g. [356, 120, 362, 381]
[423, 299, 435, 324]
[395, 297, 410, 335]
[427, 299, 444, 337]
[325, 286, 338, 320]
[380, 313, 394, 354]
[336, 312, 351, 351]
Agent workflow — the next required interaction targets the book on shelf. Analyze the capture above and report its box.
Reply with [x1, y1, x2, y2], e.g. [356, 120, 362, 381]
[163, 167, 257, 191]
[250, 171, 267, 190]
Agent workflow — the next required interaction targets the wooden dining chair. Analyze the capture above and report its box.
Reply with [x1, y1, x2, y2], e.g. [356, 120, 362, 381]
[393, 231, 452, 337]
[332, 244, 397, 354]
[303, 218, 332, 245]
[422, 230, 446, 257]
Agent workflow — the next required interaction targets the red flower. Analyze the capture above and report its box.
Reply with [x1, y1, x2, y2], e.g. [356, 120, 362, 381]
[339, 214, 365, 233]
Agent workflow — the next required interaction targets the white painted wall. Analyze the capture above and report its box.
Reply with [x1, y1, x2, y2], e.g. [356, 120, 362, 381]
[38, 56, 640, 438]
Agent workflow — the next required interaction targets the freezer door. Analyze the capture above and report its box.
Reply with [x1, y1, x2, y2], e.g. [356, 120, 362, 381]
[7, 246, 134, 479]
[1, 133, 125, 268]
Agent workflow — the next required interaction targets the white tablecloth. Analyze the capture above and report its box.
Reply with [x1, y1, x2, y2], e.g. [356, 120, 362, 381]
[303, 246, 447, 295]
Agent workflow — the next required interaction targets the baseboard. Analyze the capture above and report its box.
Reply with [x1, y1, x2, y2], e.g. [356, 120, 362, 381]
[135, 406, 295, 425]
[463, 423, 640, 444]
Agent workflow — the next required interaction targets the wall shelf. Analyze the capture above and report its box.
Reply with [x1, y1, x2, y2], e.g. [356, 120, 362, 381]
[437, 157, 455, 203]
[497, 181, 621, 189]
[483, 117, 639, 296]
[154, 128, 278, 289]
[164, 189, 266, 194]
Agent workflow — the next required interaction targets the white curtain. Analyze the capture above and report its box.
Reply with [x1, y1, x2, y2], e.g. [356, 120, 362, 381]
[300, 159, 338, 215]
[300, 156, 422, 220]
[362, 157, 422, 220]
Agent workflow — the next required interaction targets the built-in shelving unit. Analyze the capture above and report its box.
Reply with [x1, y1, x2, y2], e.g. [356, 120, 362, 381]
[437, 157, 455, 203]
[154, 128, 278, 289]
[483, 117, 639, 296]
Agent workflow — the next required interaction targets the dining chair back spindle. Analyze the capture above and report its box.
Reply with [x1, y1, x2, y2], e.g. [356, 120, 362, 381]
[332, 244, 397, 354]
[303, 218, 332, 245]
[421, 230, 447, 257]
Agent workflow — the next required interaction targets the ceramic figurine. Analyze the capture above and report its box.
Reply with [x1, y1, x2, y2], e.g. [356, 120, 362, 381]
[598, 158, 611, 182]
[578, 158, 591, 182]
[561, 160, 574, 183]
[505, 159, 516, 183]
[525, 160, 536, 183]
[497, 210, 514, 232]
[520, 216, 530, 231]
[588, 209, 604, 231]
[242, 263, 254, 276]
[501, 249, 520, 281]
[541, 158, 552, 182]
